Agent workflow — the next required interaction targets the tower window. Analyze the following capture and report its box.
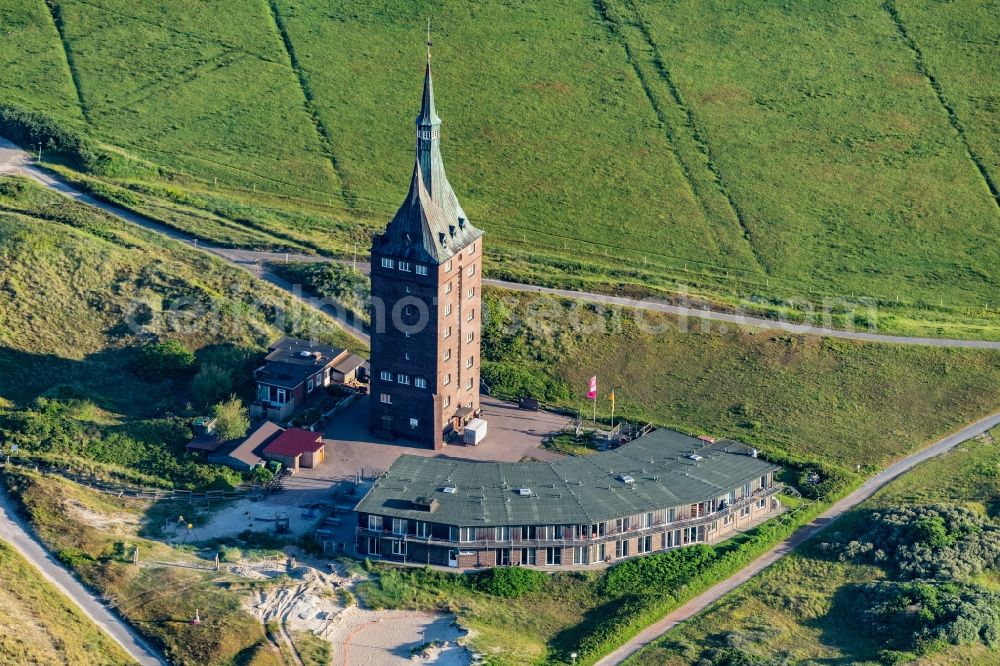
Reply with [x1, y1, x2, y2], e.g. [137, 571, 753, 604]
[466, 309, 474, 322]
[468, 243, 475, 255]
[381, 257, 394, 269]
[444, 303, 452, 316]
[444, 282, 453, 294]
[398, 260, 411, 272]
[465, 378, 473, 390]
[416, 264, 428, 276]
[466, 356, 474, 369]
[380, 393, 392, 404]
[397, 373, 410, 385]
[444, 327, 452, 339]
[415, 377, 427, 389]
[410, 418, 419, 428]
[466, 332, 474, 343]
[445, 259, 453, 273]
[443, 348, 451, 361]
[467, 287, 475, 299]
[444, 374, 451, 386]
[467, 265, 476, 277]
[380, 370, 392, 381]
[444, 396, 451, 408]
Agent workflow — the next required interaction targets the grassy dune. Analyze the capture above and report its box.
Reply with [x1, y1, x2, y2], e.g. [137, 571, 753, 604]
[0, 539, 135, 665]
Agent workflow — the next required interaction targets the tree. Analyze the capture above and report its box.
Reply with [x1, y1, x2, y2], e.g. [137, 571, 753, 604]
[136, 339, 195, 380]
[190, 363, 233, 408]
[213, 396, 250, 441]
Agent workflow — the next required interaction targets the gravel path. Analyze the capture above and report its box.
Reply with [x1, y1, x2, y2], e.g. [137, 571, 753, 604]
[595, 409, 1000, 665]
[3, 136, 999, 349]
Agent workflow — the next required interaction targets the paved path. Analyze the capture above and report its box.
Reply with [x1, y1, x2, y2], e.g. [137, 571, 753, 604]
[3, 136, 999, 350]
[595, 409, 1000, 665]
[0, 487, 166, 665]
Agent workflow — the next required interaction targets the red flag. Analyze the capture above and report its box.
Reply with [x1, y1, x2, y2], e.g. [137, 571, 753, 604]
[587, 376, 597, 400]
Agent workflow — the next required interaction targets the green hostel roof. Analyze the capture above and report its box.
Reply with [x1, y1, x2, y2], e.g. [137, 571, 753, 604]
[353, 428, 779, 527]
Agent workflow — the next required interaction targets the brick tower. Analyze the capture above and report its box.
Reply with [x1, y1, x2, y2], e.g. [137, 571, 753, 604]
[369, 47, 484, 449]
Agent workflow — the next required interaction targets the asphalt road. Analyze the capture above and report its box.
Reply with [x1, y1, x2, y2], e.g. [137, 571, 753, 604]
[3, 136, 999, 350]
[595, 408, 1000, 665]
[0, 486, 166, 665]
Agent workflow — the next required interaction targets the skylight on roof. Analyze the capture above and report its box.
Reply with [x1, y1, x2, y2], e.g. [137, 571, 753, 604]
[441, 486, 457, 494]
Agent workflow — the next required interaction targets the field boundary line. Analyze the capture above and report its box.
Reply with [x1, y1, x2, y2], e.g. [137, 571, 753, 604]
[883, 0, 1000, 210]
[265, 0, 357, 210]
[42, 0, 90, 123]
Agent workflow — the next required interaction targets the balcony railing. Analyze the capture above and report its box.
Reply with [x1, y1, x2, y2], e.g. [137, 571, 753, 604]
[358, 484, 782, 549]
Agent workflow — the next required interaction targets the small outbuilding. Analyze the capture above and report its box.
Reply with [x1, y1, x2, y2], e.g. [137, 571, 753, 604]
[262, 428, 325, 471]
[207, 421, 284, 471]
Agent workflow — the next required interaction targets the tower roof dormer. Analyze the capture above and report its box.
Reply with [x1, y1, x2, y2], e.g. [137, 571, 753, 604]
[374, 36, 482, 265]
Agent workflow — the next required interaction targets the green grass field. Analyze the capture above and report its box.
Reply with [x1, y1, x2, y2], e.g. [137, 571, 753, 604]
[485, 290, 1000, 470]
[0, 538, 135, 665]
[0, 0, 997, 336]
[626, 428, 1000, 665]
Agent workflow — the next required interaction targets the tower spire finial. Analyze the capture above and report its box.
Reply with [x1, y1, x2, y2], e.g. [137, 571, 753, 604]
[426, 17, 432, 62]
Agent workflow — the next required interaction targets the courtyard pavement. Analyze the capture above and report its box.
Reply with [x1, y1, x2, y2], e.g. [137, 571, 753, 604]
[278, 395, 572, 496]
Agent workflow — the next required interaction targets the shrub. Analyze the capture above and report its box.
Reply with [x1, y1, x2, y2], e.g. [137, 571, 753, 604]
[135, 340, 196, 380]
[817, 504, 1000, 580]
[212, 396, 250, 441]
[601, 544, 716, 597]
[474, 567, 547, 598]
[190, 363, 233, 407]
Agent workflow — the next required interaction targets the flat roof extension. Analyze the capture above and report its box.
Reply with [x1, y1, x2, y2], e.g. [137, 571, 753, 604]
[354, 428, 778, 527]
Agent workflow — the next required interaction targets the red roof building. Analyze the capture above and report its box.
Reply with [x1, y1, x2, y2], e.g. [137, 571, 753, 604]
[262, 428, 325, 470]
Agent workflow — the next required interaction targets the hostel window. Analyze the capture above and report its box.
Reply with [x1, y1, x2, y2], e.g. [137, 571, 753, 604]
[521, 548, 536, 565]
[381, 257, 394, 269]
[307, 378, 314, 393]
[275, 388, 287, 404]
[615, 540, 629, 559]
[416, 264, 428, 276]
[392, 518, 407, 535]
[380, 370, 392, 381]
[398, 260, 411, 272]
[368, 538, 381, 555]
[397, 373, 410, 385]
[495, 548, 511, 566]
[743, 482, 752, 498]
[415, 377, 427, 389]
[757, 498, 767, 509]
[391, 539, 406, 556]
[740, 505, 751, 518]
[380, 393, 392, 404]
[368, 515, 382, 531]
[415, 521, 430, 538]
[638, 535, 652, 554]
[545, 547, 561, 566]
[459, 527, 475, 543]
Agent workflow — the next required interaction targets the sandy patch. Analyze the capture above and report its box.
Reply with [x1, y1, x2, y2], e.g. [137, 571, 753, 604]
[238, 560, 472, 665]
[162, 497, 320, 542]
[64, 499, 139, 531]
